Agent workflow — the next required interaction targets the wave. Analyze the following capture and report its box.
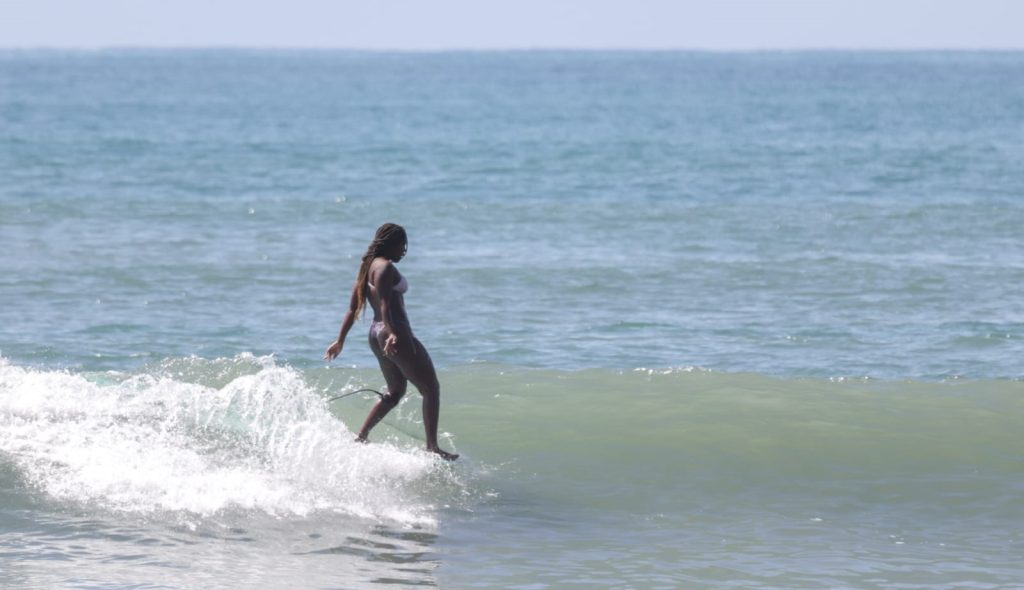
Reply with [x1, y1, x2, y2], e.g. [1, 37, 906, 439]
[3, 355, 1022, 527]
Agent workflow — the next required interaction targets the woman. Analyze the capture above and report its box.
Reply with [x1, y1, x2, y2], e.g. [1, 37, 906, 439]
[325, 223, 458, 460]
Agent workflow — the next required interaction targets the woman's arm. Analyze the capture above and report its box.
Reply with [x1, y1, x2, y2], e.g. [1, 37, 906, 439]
[324, 283, 361, 360]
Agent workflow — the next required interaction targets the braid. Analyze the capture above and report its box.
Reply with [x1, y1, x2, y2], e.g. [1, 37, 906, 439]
[353, 223, 406, 318]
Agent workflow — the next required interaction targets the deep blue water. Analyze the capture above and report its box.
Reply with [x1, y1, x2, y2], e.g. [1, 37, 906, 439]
[3, 50, 1024, 378]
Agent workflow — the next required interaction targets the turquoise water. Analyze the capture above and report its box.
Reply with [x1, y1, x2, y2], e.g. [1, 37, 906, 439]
[2, 50, 1024, 588]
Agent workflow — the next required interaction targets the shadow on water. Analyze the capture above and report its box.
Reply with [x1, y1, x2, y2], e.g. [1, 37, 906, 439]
[300, 526, 441, 587]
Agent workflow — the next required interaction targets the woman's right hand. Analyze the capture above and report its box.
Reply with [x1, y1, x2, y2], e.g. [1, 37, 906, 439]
[383, 334, 399, 356]
[324, 340, 343, 361]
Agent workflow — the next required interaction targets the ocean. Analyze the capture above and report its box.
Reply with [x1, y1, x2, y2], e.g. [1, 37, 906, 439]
[1, 50, 1023, 588]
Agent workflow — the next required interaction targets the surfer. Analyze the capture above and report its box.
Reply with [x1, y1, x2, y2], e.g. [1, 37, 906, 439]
[325, 223, 458, 460]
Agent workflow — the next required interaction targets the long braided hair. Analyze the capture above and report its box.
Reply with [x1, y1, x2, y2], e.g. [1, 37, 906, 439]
[353, 223, 407, 318]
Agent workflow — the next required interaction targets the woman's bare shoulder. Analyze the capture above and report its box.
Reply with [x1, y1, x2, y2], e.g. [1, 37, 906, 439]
[368, 258, 396, 282]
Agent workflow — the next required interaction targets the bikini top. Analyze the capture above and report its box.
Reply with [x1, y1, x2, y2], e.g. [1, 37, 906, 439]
[367, 274, 408, 295]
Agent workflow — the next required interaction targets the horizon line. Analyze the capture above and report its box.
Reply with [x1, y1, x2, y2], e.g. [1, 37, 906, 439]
[3, 45, 1024, 53]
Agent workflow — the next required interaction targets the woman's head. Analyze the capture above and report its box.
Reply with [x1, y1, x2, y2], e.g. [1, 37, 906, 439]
[371, 223, 407, 262]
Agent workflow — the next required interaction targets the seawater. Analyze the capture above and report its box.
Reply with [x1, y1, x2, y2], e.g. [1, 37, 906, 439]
[1, 50, 1023, 588]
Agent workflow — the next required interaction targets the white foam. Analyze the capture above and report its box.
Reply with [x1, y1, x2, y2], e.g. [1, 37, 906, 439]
[0, 359, 445, 525]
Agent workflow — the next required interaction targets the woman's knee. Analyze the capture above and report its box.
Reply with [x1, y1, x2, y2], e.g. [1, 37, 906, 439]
[380, 385, 407, 408]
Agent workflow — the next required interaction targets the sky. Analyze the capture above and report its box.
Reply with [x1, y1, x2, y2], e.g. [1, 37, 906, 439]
[1, 0, 1022, 50]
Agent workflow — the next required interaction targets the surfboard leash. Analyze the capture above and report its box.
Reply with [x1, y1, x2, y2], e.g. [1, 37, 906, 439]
[326, 388, 385, 403]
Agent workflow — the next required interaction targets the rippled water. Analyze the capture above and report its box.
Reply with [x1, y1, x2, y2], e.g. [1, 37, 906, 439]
[2, 50, 1024, 588]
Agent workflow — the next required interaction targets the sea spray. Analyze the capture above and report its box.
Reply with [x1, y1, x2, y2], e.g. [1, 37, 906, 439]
[0, 357, 460, 524]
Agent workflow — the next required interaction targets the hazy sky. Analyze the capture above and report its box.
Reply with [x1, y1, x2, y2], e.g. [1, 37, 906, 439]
[2, 0, 1022, 50]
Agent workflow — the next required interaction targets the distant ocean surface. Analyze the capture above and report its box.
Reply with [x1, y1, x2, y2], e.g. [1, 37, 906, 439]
[1, 50, 1023, 589]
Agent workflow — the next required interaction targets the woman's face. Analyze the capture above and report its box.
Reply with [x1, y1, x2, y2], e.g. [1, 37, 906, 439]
[388, 238, 408, 262]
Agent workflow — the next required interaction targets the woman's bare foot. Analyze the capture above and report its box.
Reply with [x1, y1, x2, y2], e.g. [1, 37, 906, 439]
[354, 436, 368, 444]
[427, 446, 459, 461]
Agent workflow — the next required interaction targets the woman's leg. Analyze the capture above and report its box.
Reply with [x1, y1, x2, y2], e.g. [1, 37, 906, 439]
[389, 337, 458, 460]
[358, 328, 408, 441]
